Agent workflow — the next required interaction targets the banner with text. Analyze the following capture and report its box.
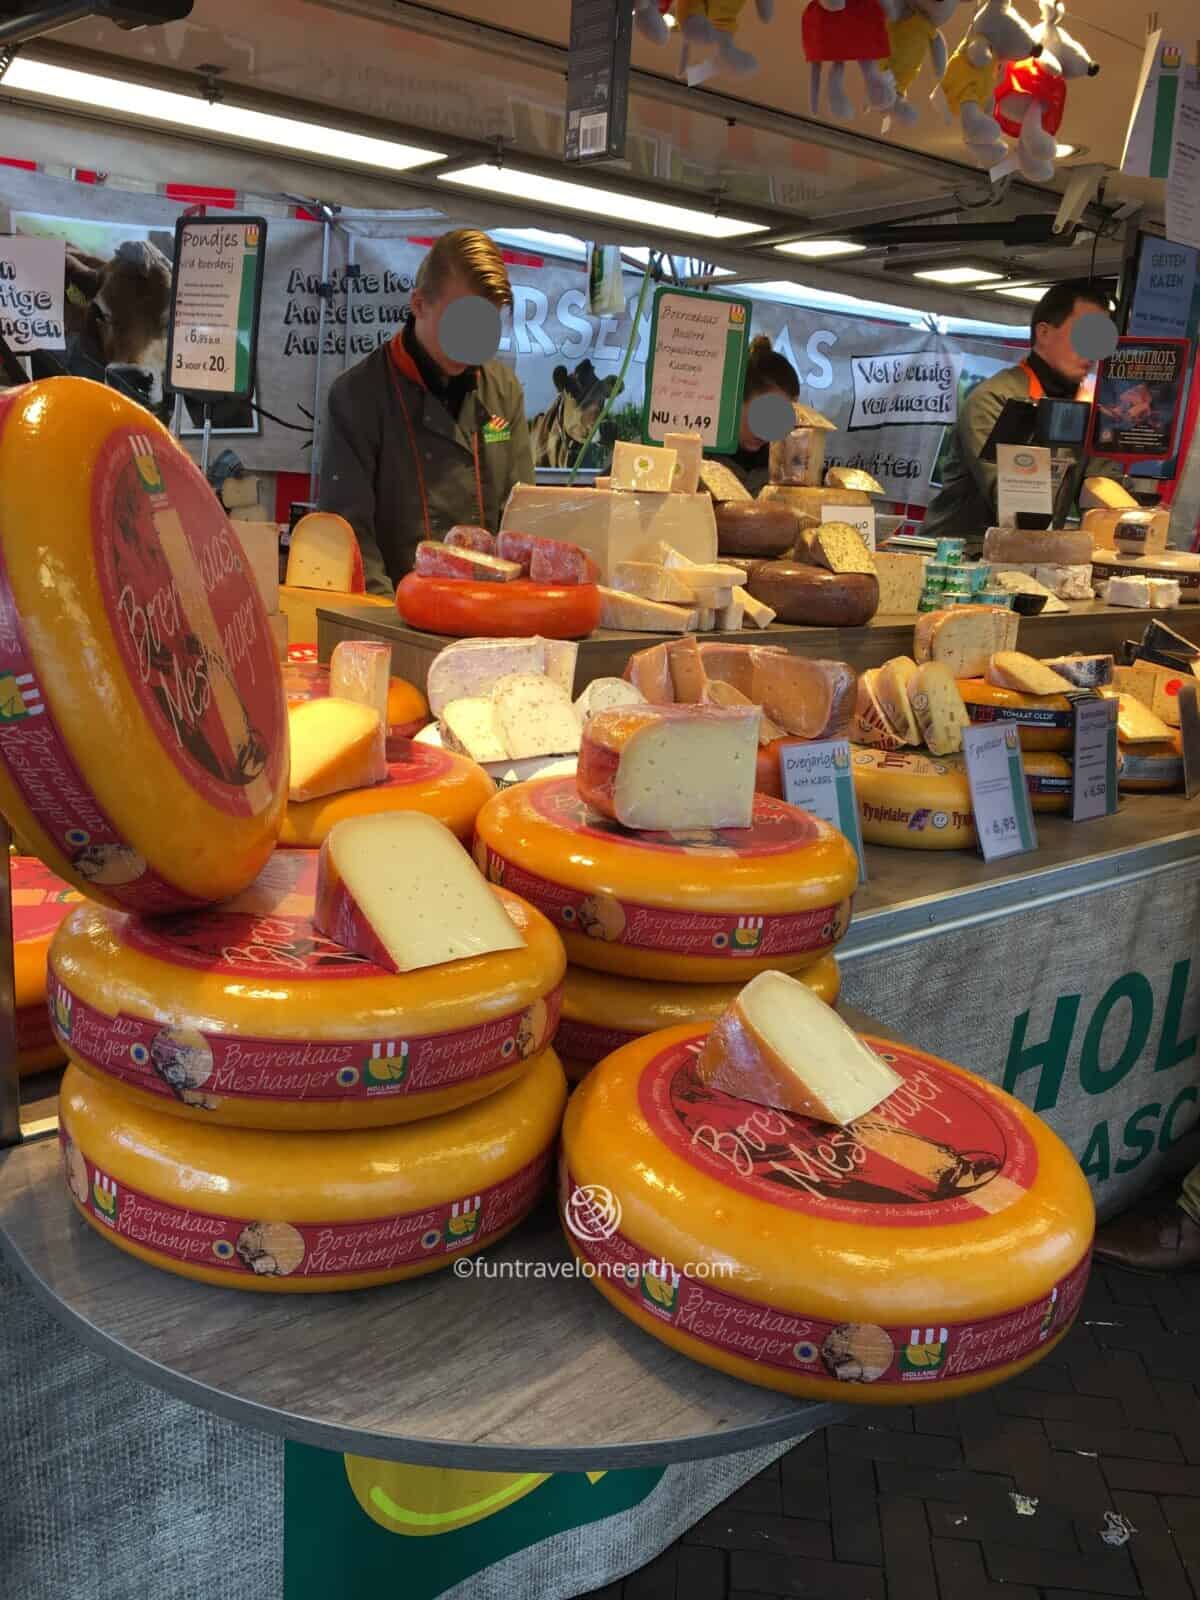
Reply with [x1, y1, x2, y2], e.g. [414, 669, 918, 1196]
[0, 234, 65, 351]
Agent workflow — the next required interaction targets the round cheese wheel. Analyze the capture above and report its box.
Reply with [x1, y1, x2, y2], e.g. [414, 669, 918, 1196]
[958, 680, 1074, 752]
[395, 575, 601, 639]
[283, 662, 429, 738]
[0, 378, 288, 911]
[1093, 548, 1200, 600]
[49, 850, 565, 1131]
[557, 954, 840, 1074]
[758, 485, 870, 515]
[280, 742, 494, 847]
[1119, 739, 1184, 792]
[714, 502, 799, 558]
[851, 746, 1072, 849]
[474, 776, 857, 984]
[742, 562, 879, 627]
[561, 1025, 1093, 1402]
[60, 1048, 566, 1292]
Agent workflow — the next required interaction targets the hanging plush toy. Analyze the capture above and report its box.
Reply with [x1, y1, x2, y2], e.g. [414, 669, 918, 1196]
[803, 0, 897, 121]
[675, 0, 774, 79]
[994, 0, 1098, 181]
[936, 0, 1041, 167]
[881, 0, 965, 125]
[634, 0, 673, 46]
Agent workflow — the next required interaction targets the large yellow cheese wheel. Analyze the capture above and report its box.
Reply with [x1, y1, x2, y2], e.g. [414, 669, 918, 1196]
[561, 1025, 1093, 1403]
[280, 587, 393, 645]
[958, 680, 1074, 752]
[474, 777, 857, 984]
[60, 1049, 566, 1292]
[851, 746, 1071, 849]
[557, 956, 840, 1082]
[280, 742, 494, 847]
[49, 850, 565, 1131]
[0, 378, 288, 910]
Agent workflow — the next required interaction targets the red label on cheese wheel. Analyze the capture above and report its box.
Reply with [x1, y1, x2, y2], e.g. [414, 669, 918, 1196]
[62, 1128, 552, 1279]
[12, 857, 83, 944]
[92, 428, 286, 815]
[637, 1034, 1037, 1226]
[528, 776, 821, 859]
[554, 1016, 640, 1066]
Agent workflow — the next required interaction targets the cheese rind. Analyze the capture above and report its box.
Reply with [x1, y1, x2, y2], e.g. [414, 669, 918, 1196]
[577, 705, 760, 830]
[751, 652, 856, 739]
[667, 636, 707, 702]
[696, 971, 902, 1124]
[986, 652, 1074, 696]
[1081, 477, 1138, 510]
[853, 670, 907, 751]
[316, 812, 525, 974]
[286, 511, 365, 592]
[624, 642, 674, 704]
[611, 442, 678, 493]
[875, 656, 921, 745]
[491, 674, 582, 759]
[909, 663, 969, 756]
[1043, 654, 1114, 689]
[288, 699, 386, 802]
[443, 525, 496, 554]
[415, 542, 522, 582]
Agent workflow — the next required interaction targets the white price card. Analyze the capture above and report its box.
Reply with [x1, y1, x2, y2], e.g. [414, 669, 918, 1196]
[822, 503, 876, 551]
[643, 286, 750, 454]
[1071, 696, 1119, 821]
[996, 443, 1053, 526]
[167, 215, 267, 399]
[961, 723, 1038, 862]
[780, 738, 867, 883]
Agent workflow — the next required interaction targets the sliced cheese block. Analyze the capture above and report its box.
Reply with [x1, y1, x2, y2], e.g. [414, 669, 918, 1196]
[574, 678, 648, 723]
[697, 970, 902, 1124]
[914, 607, 1017, 677]
[561, 1025, 1094, 1401]
[717, 593, 745, 631]
[986, 652, 1074, 697]
[0, 378, 288, 912]
[1035, 563, 1096, 601]
[852, 745, 975, 848]
[491, 674, 582, 759]
[60, 1048, 566, 1287]
[1118, 739, 1184, 792]
[714, 502, 798, 558]
[611, 441, 678, 492]
[281, 744, 495, 847]
[577, 705, 759, 830]
[659, 549, 749, 586]
[751, 652, 856, 739]
[808, 523, 877, 576]
[597, 587, 696, 634]
[990, 571, 1068, 614]
[475, 776, 857, 983]
[624, 642, 674, 704]
[50, 850, 562, 1129]
[440, 697, 508, 764]
[875, 657, 921, 745]
[330, 639, 390, 772]
[1101, 689, 1172, 743]
[1105, 575, 1155, 608]
[742, 563, 879, 628]
[425, 638, 548, 716]
[231, 520, 281, 614]
[667, 636, 707, 702]
[316, 812, 525, 974]
[1081, 477, 1138, 510]
[288, 699, 385, 802]
[443, 525, 496, 554]
[611, 562, 700, 603]
[664, 432, 703, 495]
[286, 511, 365, 592]
[698, 459, 752, 503]
[825, 466, 885, 496]
[1149, 579, 1183, 607]
[1043, 654, 1114, 689]
[702, 679, 784, 742]
[500, 485, 719, 580]
[957, 680, 1074, 752]
[853, 669, 906, 751]
[1114, 509, 1169, 555]
[874, 552, 927, 615]
[415, 542, 522, 582]
[909, 664, 969, 756]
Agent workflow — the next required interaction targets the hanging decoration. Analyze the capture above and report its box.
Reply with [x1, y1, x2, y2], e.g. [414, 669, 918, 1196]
[994, 0, 1099, 181]
[881, 0, 966, 126]
[934, 0, 1041, 166]
[802, 0, 898, 122]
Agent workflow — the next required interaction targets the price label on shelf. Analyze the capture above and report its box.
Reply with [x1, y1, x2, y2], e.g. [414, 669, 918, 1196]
[822, 503, 877, 551]
[780, 738, 867, 884]
[961, 724, 1038, 862]
[1071, 696, 1119, 821]
[642, 286, 751, 455]
[166, 215, 267, 400]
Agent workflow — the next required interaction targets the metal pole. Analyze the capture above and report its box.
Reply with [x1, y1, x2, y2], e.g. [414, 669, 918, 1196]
[0, 822, 20, 1149]
[169, 389, 184, 440]
[200, 401, 213, 478]
[309, 214, 332, 504]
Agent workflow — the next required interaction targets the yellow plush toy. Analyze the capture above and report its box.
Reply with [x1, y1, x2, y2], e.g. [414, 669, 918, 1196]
[935, 0, 1040, 165]
[675, 0, 774, 79]
[882, 0, 964, 124]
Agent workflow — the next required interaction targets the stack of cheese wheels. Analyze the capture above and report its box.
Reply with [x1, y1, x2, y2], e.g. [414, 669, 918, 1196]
[851, 746, 1072, 850]
[54, 850, 569, 1289]
[557, 957, 841, 1084]
[957, 681, 1074, 753]
[1119, 735, 1184, 793]
[280, 741, 496, 847]
[13, 856, 83, 1074]
[561, 1023, 1094, 1401]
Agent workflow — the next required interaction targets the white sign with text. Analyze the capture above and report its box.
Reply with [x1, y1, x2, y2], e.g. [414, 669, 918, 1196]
[997, 443, 1053, 525]
[847, 349, 961, 432]
[0, 235, 65, 351]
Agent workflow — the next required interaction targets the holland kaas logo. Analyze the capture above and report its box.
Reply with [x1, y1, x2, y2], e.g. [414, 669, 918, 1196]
[366, 1039, 409, 1086]
[640, 1259, 681, 1319]
[129, 435, 166, 500]
[900, 1326, 948, 1377]
[0, 671, 45, 724]
[444, 1195, 481, 1247]
[92, 1172, 119, 1225]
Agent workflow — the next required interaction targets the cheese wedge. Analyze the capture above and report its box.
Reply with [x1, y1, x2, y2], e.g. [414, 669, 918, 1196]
[736, 585, 776, 629]
[329, 639, 390, 782]
[611, 441, 678, 493]
[597, 587, 697, 634]
[874, 552, 926, 615]
[611, 563, 701, 604]
[1101, 690, 1172, 744]
[717, 593, 745, 631]
[702, 679, 784, 742]
[751, 652, 856, 739]
[852, 669, 906, 751]
[909, 663, 969, 756]
[414, 542, 522, 582]
[915, 607, 1018, 676]
[1081, 477, 1138, 511]
[286, 512, 364, 592]
[426, 638, 547, 716]
[625, 641, 674, 704]
[659, 549, 748, 586]
[315, 813, 524, 973]
[576, 705, 759, 830]
[288, 699, 385, 803]
[809, 523, 876, 576]
[491, 674, 582, 759]
[1042, 653, 1114, 689]
[986, 652, 1075, 697]
[875, 656, 921, 745]
[664, 432, 703, 495]
[696, 971, 903, 1125]
[698, 459, 752, 503]
[667, 636, 707, 702]
[440, 697, 508, 763]
[824, 466, 885, 496]
[574, 678, 647, 723]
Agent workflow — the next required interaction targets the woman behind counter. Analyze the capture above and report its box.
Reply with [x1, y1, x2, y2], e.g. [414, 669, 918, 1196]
[726, 335, 802, 495]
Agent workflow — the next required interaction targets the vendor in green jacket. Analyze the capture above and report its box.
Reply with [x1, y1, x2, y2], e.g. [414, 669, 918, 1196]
[922, 279, 1121, 554]
[319, 229, 534, 595]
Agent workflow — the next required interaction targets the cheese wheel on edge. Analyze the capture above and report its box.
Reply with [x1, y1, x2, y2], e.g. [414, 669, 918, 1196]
[1119, 740, 1184, 792]
[49, 850, 565, 1130]
[0, 378, 288, 910]
[560, 1025, 1093, 1402]
[957, 680, 1075, 752]
[557, 955, 841, 1075]
[280, 742, 495, 847]
[474, 776, 857, 983]
[60, 1050, 566, 1292]
[852, 746, 1071, 848]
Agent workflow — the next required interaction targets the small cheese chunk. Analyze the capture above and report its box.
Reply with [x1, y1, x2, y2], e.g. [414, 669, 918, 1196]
[852, 669, 906, 751]
[667, 636, 707, 703]
[611, 562, 700, 603]
[1102, 690, 1172, 744]
[664, 432, 703, 495]
[624, 641, 675, 704]
[611, 441, 679, 493]
[330, 640, 390, 777]
[990, 570, 1069, 614]
[873, 551, 926, 615]
[288, 700, 385, 802]
[1043, 653, 1114, 689]
[717, 592, 745, 631]
[577, 705, 759, 830]
[491, 673, 582, 760]
[702, 679, 784, 741]
[315, 813, 524, 974]
[1034, 563, 1093, 601]
[597, 586, 697, 634]
[443, 525, 496, 554]
[415, 542, 522, 582]
[825, 466, 885, 496]
[697, 459, 752, 503]
[440, 697, 509, 763]
[751, 652, 856, 739]
[659, 548, 748, 586]
[986, 652, 1075, 697]
[875, 656, 922, 745]
[735, 585, 776, 629]
[497, 529, 598, 584]
[695, 971, 902, 1125]
[1081, 477, 1138, 510]
[286, 512, 364, 592]
[231, 521, 281, 614]
[575, 678, 648, 723]
[1148, 578, 1182, 608]
[809, 522, 876, 576]
[909, 663, 969, 756]
[425, 638, 547, 716]
[1107, 575, 1154, 609]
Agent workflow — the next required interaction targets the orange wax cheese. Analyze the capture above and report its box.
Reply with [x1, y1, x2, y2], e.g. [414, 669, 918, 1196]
[957, 680, 1074, 752]
[280, 742, 494, 848]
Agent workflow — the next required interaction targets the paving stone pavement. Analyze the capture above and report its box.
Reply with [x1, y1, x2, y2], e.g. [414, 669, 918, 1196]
[582, 1258, 1200, 1599]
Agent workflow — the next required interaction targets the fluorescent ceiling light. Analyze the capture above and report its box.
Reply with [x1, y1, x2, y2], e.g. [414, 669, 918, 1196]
[913, 264, 1005, 285]
[440, 164, 768, 240]
[774, 239, 867, 259]
[992, 283, 1050, 302]
[1, 58, 445, 170]
[1055, 142, 1077, 159]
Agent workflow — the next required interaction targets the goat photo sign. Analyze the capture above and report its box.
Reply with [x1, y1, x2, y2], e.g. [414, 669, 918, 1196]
[0, 236, 65, 352]
[167, 215, 267, 400]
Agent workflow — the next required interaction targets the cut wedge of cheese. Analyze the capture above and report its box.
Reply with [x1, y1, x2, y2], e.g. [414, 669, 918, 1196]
[875, 657, 921, 745]
[316, 812, 525, 973]
[874, 552, 926, 615]
[697, 971, 903, 1124]
[698, 459, 752, 502]
[491, 674, 582, 759]
[288, 699, 385, 802]
[286, 512, 364, 591]
[611, 562, 700, 603]
[625, 642, 674, 704]
[425, 638, 547, 715]
[736, 585, 776, 629]
[1042, 654, 1114, 690]
[597, 587, 696, 634]
[574, 678, 647, 723]
[330, 639, 390, 771]
[664, 432, 703, 495]
[853, 670, 906, 751]
[440, 697, 508, 764]
[752, 652, 856, 739]
[280, 744, 494, 848]
[660, 550, 748, 586]
[986, 652, 1074, 697]
[1081, 477, 1138, 511]
[667, 636, 706, 702]
[914, 607, 1018, 676]
[577, 705, 759, 830]
[808, 523, 876, 576]
[415, 542, 522, 582]
[909, 664, 969, 756]
[1100, 689, 1172, 744]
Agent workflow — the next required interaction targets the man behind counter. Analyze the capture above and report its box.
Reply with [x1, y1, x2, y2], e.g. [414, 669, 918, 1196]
[319, 229, 534, 595]
[922, 279, 1120, 553]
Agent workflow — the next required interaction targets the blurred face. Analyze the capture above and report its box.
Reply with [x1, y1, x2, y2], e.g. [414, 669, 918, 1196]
[740, 382, 788, 450]
[410, 268, 477, 377]
[1034, 298, 1106, 389]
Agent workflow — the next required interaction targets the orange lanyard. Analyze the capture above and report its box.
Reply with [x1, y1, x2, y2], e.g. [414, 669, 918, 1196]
[1020, 360, 1046, 403]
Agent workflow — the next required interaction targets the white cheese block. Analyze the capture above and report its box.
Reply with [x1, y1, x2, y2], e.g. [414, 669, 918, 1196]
[611, 562, 701, 603]
[589, 706, 760, 830]
[664, 432, 703, 495]
[696, 970, 903, 1125]
[717, 593, 745, 631]
[315, 813, 523, 974]
[230, 520, 281, 614]
[501, 486, 717, 581]
[425, 639, 548, 715]
[990, 570, 1070, 613]
[597, 587, 697, 634]
[491, 674, 582, 760]
[736, 585, 775, 629]
[1033, 564, 1093, 601]
[539, 639, 579, 698]
[695, 607, 717, 631]
[440, 697, 509, 763]
[1042, 653, 1114, 689]
[574, 678, 648, 723]
[658, 547, 748, 585]
[1107, 575, 1155, 609]
[329, 640, 390, 774]
[1148, 578, 1183, 608]
[986, 652, 1074, 696]
[611, 441, 679, 493]
[288, 699, 386, 803]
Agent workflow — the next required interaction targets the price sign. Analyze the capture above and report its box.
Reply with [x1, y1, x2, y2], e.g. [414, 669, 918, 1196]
[643, 287, 751, 455]
[1071, 696, 1119, 821]
[961, 724, 1038, 862]
[996, 443, 1053, 527]
[167, 215, 267, 399]
[780, 738, 867, 884]
[822, 502, 876, 551]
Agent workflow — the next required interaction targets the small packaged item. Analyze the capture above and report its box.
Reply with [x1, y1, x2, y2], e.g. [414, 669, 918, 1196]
[935, 538, 966, 567]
